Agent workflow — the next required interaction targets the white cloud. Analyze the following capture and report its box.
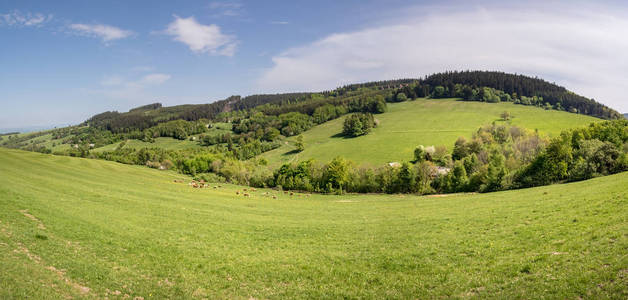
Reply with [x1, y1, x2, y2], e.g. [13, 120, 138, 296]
[69, 23, 133, 42]
[100, 75, 125, 86]
[130, 66, 155, 73]
[95, 73, 171, 100]
[165, 16, 237, 56]
[0, 11, 52, 27]
[208, 1, 243, 17]
[139, 73, 171, 85]
[257, 4, 628, 112]
[270, 21, 289, 25]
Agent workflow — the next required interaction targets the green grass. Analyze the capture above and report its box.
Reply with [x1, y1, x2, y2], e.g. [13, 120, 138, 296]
[0, 148, 626, 299]
[91, 123, 232, 152]
[262, 99, 600, 167]
[92, 137, 204, 152]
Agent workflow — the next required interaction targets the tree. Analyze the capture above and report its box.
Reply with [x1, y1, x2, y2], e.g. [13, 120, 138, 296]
[343, 113, 375, 137]
[414, 145, 426, 162]
[295, 135, 304, 152]
[397, 162, 417, 193]
[450, 161, 468, 192]
[432, 86, 446, 98]
[374, 97, 387, 113]
[263, 127, 280, 141]
[396, 92, 408, 102]
[483, 149, 507, 192]
[452, 137, 470, 160]
[324, 157, 350, 193]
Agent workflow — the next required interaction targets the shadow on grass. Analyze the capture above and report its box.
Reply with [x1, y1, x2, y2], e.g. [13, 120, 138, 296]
[330, 132, 354, 139]
[282, 149, 301, 156]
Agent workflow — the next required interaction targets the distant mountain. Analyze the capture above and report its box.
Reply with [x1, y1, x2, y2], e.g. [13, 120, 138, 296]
[624, 113, 628, 119]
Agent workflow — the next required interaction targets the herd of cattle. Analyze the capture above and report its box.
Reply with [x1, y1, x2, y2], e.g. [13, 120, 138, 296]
[173, 179, 311, 199]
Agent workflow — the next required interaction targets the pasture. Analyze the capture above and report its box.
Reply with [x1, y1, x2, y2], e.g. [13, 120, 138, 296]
[0, 148, 626, 299]
[261, 99, 600, 166]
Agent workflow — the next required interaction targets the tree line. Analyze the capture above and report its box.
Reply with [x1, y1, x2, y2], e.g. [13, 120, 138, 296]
[389, 71, 621, 119]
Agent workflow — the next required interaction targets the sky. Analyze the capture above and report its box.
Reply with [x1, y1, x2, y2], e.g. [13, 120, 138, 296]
[1, 0, 627, 129]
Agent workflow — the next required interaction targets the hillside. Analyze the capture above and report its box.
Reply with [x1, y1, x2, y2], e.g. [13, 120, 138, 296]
[262, 98, 600, 166]
[0, 148, 626, 298]
[2, 71, 620, 159]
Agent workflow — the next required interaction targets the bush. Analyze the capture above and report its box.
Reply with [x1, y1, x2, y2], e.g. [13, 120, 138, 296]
[194, 173, 226, 183]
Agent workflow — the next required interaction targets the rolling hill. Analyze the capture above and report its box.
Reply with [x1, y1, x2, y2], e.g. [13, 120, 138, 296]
[0, 148, 626, 298]
[261, 98, 600, 166]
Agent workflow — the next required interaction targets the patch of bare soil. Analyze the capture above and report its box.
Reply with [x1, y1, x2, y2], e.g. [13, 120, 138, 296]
[19, 209, 46, 230]
[11, 240, 92, 297]
[46, 265, 91, 295]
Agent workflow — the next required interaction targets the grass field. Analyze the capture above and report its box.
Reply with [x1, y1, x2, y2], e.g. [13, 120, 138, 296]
[261, 99, 600, 167]
[92, 137, 203, 152]
[0, 148, 626, 298]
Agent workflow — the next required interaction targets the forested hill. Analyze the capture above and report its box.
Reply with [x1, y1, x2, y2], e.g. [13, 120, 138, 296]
[387, 71, 620, 119]
[84, 71, 621, 133]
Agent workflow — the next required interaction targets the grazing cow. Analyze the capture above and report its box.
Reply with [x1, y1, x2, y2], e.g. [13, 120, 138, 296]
[283, 191, 288, 194]
[236, 191, 240, 195]
[243, 193, 249, 197]
[243, 188, 247, 191]
[213, 186, 217, 189]
[251, 188, 257, 192]
[272, 196, 277, 199]
[289, 192, 294, 196]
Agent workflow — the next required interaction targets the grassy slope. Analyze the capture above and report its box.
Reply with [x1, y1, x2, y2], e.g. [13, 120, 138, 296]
[91, 137, 203, 152]
[262, 99, 600, 167]
[0, 148, 626, 299]
[91, 123, 232, 152]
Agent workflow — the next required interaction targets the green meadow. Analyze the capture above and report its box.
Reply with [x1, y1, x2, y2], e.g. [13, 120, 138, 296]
[91, 137, 203, 152]
[261, 99, 600, 166]
[0, 148, 626, 299]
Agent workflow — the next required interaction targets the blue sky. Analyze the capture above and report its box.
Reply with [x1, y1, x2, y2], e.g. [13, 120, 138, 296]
[1, 0, 628, 129]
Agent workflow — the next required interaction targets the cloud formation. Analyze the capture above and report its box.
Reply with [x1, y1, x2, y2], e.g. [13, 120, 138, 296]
[138, 73, 171, 85]
[258, 4, 628, 112]
[96, 72, 171, 100]
[165, 16, 237, 56]
[69, 23, 134, 42]
[208, 1, 243, 17]
[0, 11, 52, 27]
